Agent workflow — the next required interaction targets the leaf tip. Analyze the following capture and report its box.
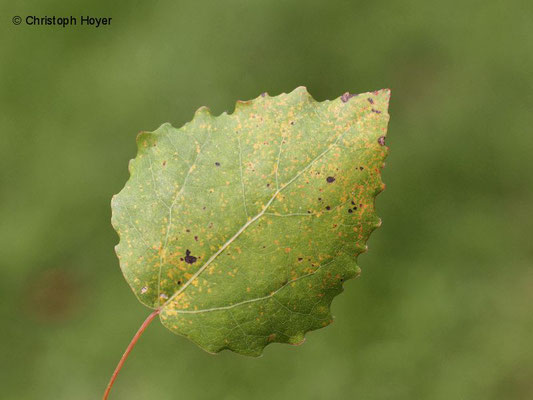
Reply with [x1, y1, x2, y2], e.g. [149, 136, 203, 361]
[376, 88, 392, 107]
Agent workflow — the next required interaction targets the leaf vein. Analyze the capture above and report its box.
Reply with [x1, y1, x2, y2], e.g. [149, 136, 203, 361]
[163, 130, 345, 308]
[172, 260, 333, 314]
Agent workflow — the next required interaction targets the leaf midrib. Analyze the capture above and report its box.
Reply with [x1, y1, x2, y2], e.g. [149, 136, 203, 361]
[161, 128, 347, 310]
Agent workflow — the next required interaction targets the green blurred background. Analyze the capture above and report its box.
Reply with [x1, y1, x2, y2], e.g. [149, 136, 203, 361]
[1, 1, 532, 399]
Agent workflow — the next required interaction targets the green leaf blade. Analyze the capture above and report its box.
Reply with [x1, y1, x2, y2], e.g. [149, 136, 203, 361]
[111, 87, 390, 356]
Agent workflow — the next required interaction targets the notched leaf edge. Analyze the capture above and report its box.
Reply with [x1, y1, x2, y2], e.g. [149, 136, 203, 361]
[111, 87, 391, 356]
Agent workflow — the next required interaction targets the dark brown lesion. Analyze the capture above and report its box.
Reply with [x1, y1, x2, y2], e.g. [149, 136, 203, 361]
[340, 92, 357, 103]
[184, 249, 197, 264]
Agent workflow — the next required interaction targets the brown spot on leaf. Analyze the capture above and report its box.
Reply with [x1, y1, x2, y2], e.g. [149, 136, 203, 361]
[184, 250, 197, 264]
[341, 92, 357, 102]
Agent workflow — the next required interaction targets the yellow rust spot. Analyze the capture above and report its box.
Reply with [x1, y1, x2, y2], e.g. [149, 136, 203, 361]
[165, 309, 178, 317]
[114, 88, 390, 351]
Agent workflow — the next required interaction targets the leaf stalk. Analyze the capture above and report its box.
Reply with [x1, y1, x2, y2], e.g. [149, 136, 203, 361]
[103, 308, 160, 399]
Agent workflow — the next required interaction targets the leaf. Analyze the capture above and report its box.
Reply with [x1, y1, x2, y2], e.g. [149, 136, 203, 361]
[111, 87, 390, 356]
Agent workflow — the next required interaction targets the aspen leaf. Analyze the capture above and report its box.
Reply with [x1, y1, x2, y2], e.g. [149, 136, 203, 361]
[111, 87, 390, 356]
